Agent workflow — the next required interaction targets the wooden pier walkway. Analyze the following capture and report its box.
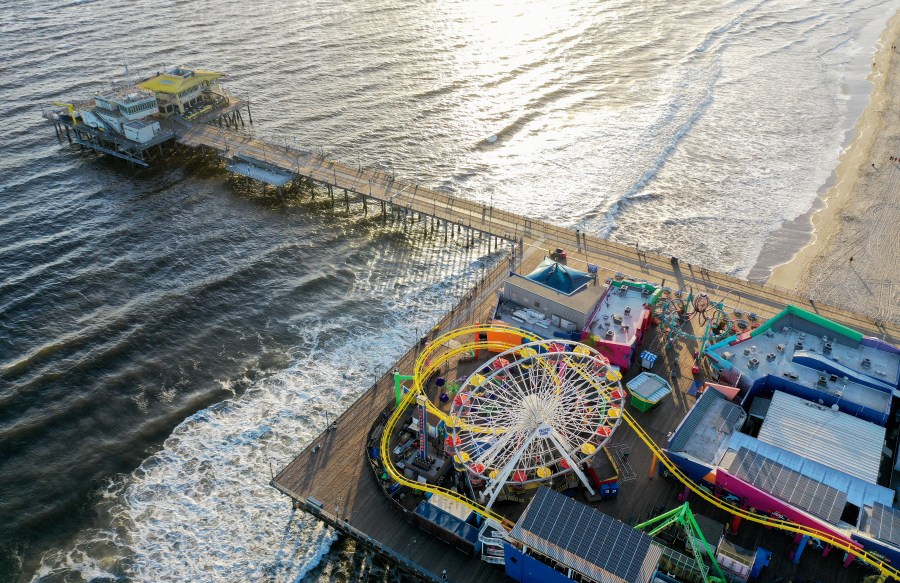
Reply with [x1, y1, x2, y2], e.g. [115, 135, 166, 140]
[175, 119, 900, 582]
[178, 123, 898, 344]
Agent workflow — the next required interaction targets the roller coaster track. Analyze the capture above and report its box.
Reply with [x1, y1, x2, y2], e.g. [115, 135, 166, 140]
[379, 325, 544, 528]
[378, 325, 897, 580]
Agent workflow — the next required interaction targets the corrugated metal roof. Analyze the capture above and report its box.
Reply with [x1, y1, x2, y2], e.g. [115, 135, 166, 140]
[510, 488, 661, 583]
[668, 389, 745, 465]
[757, 391, 884, 484]
[724, 432, 894, 511]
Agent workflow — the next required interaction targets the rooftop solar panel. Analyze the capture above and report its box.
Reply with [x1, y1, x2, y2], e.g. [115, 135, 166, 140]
[512, 488, 659, 583]
[726, 448, 847, 524]
[866, 503, 900, 546]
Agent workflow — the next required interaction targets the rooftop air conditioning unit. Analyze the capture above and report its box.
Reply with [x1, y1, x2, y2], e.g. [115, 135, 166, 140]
[604, 329, 614, 340]
[612, 314, 623, 325]
[823, 342, 833, 355]
[641, 288, 650, 296]
[861, 358, 872, 369]
[743, 348, 752, 356]
[795, 341, 803, 350]
[723, 351, 733, 361]
[765, 330, 775, 338]
[777, 344, 785, 352]
[748, 358, 760, 369]
[766, 353, 777, 362]
[624, 306, 632, 316]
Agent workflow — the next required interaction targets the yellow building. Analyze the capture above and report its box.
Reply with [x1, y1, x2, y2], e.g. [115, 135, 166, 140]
[138, 66, 225, 117]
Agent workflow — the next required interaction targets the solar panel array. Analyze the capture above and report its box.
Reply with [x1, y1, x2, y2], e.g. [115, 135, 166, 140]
[866, 503, 900, 546]
[726, 447, 847, 524]
[511, 487, 657, 583]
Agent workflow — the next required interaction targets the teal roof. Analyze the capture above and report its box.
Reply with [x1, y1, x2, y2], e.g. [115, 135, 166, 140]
[523, 259, 593, 295]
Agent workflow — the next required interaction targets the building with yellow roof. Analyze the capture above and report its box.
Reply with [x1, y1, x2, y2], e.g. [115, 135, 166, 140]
[138, 66, 225, 117]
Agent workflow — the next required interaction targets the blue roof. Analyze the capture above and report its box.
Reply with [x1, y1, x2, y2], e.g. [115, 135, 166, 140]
[522, 259, 593, 295]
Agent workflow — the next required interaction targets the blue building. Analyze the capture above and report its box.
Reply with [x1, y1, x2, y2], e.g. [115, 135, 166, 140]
[704, 305, 900, 426]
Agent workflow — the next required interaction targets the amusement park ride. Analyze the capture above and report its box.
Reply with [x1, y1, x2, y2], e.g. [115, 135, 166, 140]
[446, 340, 626, 508]
[654, 286, 737, 353]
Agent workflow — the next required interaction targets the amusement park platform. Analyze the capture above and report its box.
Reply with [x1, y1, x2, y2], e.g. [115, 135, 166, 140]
[273, 242, 899, 583]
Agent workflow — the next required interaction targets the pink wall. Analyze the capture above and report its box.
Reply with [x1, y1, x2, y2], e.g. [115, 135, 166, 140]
[716, 469, 855, 547]
[594, 340, 634, 370]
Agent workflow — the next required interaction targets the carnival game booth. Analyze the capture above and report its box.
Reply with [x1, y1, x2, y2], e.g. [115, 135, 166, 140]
[504, 488, 661, 583]
[494, 259, 604, 341]
[704, 305, 900, 426]
[627, 372, 673, 412]
[582, 281, 660, 372]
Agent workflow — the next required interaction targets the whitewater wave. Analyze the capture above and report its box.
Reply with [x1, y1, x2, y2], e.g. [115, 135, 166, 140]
[31, 241, 500, 582]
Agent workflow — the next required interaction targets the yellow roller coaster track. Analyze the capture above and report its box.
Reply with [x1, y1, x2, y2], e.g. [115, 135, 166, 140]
[378, 325, 898, 580]
[622, 411, 897, 581]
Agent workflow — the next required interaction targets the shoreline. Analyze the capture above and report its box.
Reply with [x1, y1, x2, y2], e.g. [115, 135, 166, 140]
[767, 10, 900, 324]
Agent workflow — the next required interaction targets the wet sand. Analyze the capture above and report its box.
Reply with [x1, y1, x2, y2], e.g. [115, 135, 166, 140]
[768, 10, 900, 326]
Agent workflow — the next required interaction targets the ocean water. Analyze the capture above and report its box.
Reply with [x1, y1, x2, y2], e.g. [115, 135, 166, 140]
[0, 0, 894, 580]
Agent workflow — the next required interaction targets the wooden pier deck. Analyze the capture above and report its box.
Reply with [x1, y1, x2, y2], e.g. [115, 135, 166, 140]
[179, 121, 898, 343]
[209, 111, 900, 580]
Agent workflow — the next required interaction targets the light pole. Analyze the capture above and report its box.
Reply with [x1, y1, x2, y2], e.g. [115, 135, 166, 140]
[489, 194, 493, 236]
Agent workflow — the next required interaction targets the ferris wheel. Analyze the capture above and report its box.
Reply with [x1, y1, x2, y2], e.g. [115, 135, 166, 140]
[447, 340, 625, 508]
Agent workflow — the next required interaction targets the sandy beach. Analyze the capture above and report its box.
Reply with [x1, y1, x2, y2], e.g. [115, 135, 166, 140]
[768, 10, 900, 326]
